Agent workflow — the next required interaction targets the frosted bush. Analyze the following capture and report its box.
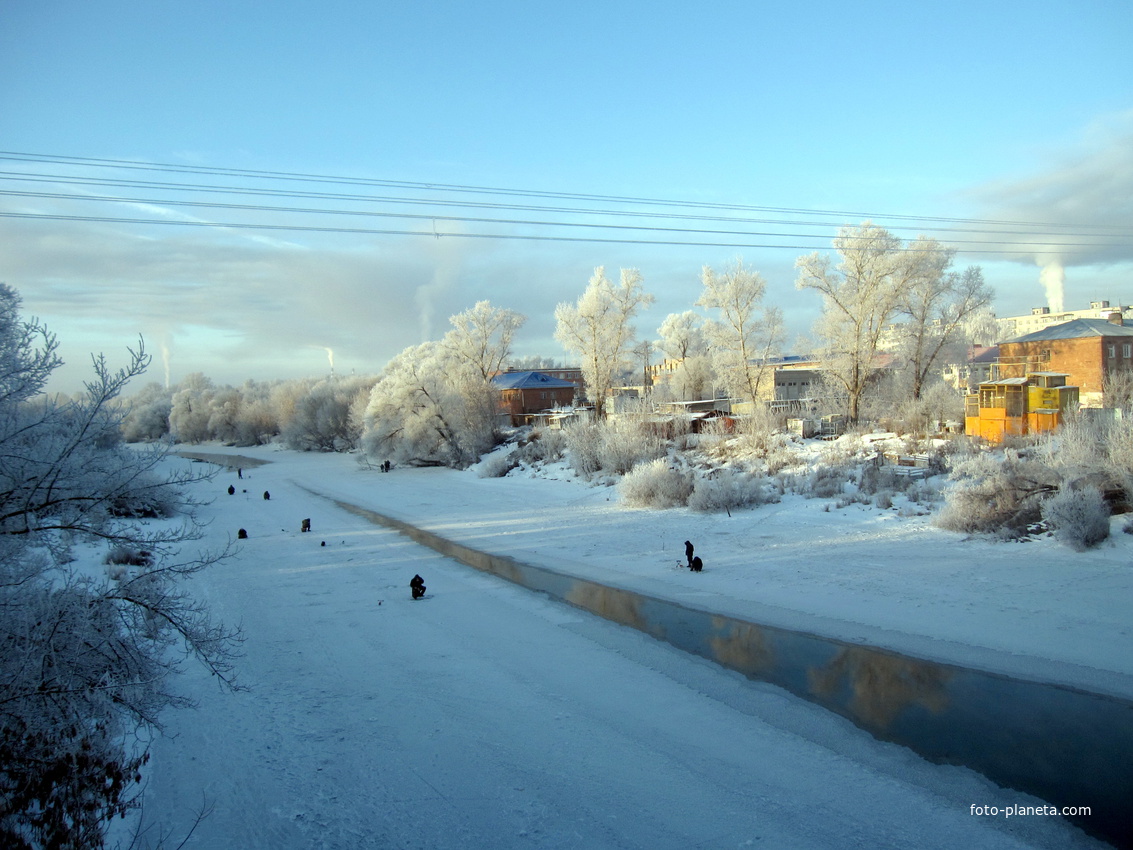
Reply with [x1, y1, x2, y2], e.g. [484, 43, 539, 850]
[1041, 485, 1111, 551]
[688, 468, 771, 513]
[618, 459, 694, 508]
[563, 419, 664, 479]
[934, 449, 1057, 536]
[514, 428, 566, 465]
[598, 421, 664, 476]
[808, 466, 849, 499]
[476, 449, 518, 478]
[563, 421, 603, 477]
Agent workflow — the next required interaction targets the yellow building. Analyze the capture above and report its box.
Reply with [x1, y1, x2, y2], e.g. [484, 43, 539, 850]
[964, 372, 1079, 443]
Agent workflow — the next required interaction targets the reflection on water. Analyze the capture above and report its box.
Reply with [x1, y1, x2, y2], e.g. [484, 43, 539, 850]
[276, 480, 1131, 849]
[709, 618, 774, 678]
[566, 583, 657, 636]
[176, 451, 270, 469]
[809, 647, 951, 730]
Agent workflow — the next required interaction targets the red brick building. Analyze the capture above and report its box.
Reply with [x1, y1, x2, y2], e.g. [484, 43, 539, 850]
[491, 371, 577, 425]
[997, 316, 1133, 405]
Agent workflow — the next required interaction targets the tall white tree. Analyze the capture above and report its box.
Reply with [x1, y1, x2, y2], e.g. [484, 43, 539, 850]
[657, 311, 705, 362]
[444, 300, 526, 382]
[655, 311, 714, 401]
[895, 249, 994, 400]
[795, 222, 915, 421]
[362, 300, 525, 468]
[362, 341, 494, 468]
[697, 260, 784, 405]
[282, 375, 379, 452]
[554, 267, 654, 418]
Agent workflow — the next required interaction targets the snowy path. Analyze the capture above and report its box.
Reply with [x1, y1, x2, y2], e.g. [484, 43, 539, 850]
[130, 456, 1101, 849]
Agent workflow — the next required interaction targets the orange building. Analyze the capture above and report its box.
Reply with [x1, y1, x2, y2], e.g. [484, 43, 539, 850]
[964, 372, 1079, 444]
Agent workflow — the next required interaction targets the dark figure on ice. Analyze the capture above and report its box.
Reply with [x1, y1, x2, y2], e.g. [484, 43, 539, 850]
[301, 518, 311, 533]
[684, 540, 694, 568]
[263, 491, 270, 500]
[690, 556, 703, 573]
[238, 468, 243, 479]
[410, 574, 427, 600]
[227, 485, 235, 495]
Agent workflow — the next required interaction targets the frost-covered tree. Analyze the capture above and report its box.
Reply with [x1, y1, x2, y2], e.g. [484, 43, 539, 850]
[656, 311, 714, 401]
[282, 375, 378, 452]
[445, 300, 525, 382]
[206, 385, 245, 444]
[228, 379, 283, 446]
[555, 267, 653, 418]
[0, 285, 238, 849]
[894, 246, 993, 400]
[168, 372, 215, 443]
[361, 341, 496, 468]
[697, 260, 784, 405]
[796, 223, 917, 422]
[120, 381, 173, 442]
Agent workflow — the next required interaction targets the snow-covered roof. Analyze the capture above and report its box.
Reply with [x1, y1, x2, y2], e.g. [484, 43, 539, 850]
[1003, 318, 1133, 344]
[491, 370, 577, 390]
[981, 377, 1031, 386]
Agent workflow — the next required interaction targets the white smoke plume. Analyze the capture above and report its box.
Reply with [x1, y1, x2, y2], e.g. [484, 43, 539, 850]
[161, 338, 172, 389]
[1037, 257, 1066, 313]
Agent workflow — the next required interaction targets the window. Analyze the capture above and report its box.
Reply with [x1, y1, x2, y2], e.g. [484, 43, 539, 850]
[1109, 345, 1117, 358]
[1124, 344, 1132, 359]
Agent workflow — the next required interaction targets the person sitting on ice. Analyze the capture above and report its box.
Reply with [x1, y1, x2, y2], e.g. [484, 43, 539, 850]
[410, 574, 427, 600]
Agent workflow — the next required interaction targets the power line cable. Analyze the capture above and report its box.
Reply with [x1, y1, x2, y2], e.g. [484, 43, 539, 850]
[1, 188, 1120, 251]
[0, 210, 1085, 255]
[2, 150, 1126, 236]
[1, 169, 1126, 240]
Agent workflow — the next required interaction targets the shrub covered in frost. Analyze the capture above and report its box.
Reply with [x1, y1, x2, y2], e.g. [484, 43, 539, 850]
[934, 449, 1057, 536]
[476, 448, 519, 478]
[618, 458, 694, 508]
[1041, 485, 1111, 551]
[563, 421, 604, 478]
[688, 468, 772, 513]
[808, 466, 850, 499]
[563, 418, 664, 479]
[515, 428, 567, 465]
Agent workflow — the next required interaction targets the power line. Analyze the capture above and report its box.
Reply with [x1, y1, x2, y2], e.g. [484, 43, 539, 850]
[1, 169, 1127, 240]
[0, 150, 1128, 254]
[0, 211, 1086, 255]
[2, 189, 1122, 251]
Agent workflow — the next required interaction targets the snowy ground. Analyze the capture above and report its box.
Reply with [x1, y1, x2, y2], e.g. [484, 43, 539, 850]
[120, 444, 1130, 849]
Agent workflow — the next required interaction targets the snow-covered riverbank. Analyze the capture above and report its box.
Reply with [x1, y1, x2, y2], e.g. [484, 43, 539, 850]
[117, 446, 1129, 848]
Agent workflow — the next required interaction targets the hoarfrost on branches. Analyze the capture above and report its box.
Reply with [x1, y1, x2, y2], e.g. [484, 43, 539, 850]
[0, 284, 240, 849]
[555, 267, 653, 419]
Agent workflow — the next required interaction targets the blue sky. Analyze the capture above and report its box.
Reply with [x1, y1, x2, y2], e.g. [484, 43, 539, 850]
[2, 0, 1131, 392]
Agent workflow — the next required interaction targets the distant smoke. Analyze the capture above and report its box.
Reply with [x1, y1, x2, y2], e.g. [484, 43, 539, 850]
[324, 347, 335, 374]
[1038, 257, 1066, 313]
[963, 113, 1133, 311]
[161, 339, 171, 389]
[415, 265, 458, 341]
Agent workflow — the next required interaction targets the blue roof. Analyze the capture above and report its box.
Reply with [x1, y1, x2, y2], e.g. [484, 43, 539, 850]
[1004, 318, 1133, 343]
[491, 370, 576, 390]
